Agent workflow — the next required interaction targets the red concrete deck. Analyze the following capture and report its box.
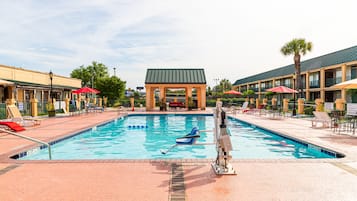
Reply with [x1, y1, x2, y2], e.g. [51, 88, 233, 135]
[0, 109, 357, 201]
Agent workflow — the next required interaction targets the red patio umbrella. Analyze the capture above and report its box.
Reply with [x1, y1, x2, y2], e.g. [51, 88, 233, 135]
[72, 86, 100, 94]
[224, 90, 242, 95]
[266, 86, 297, 108]
[266, 86, 297, 93]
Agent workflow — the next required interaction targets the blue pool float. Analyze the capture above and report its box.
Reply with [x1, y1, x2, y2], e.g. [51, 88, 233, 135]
[175, 127, 200, 145]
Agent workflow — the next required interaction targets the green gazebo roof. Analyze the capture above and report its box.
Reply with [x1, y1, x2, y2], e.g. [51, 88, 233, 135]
[145, 69, 206, 84]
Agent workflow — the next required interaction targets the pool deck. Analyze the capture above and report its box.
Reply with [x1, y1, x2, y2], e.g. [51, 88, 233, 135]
[0, 108, 357, 201]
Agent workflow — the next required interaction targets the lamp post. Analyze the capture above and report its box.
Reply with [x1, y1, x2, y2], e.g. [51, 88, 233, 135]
[48, 70, 56, 117]
[292, 74, 297, 116]
[49, 70, 53, 101]
[113, 67, 116, 77]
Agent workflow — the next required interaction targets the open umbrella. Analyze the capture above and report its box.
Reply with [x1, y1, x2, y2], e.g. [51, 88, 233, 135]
[224, 90, 242, 95]
[266, 86, 297, 108]
[330, 78, 357, 89]
[266, 86, 297, 93]
[72, 86, 100, 94]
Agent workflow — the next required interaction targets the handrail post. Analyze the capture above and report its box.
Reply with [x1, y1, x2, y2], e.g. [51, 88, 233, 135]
[0, 129, 52, 160]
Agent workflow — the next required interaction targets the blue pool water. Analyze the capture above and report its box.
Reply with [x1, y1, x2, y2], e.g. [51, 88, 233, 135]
[18, 114, 336, 160]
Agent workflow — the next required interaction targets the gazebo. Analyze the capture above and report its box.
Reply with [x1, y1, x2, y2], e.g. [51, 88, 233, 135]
[145, 68, 207, 111]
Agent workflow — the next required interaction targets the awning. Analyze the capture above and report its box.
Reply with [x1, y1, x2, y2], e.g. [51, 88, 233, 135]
[0, 79, 14, 86]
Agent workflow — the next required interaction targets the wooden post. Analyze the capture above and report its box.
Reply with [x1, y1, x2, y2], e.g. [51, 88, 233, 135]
[298, 98, 304, 114]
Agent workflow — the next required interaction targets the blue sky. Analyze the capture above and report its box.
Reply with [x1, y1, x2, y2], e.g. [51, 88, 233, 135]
[0, 0, 356, 89]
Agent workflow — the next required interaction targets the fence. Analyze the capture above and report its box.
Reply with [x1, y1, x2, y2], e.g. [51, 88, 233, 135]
[0, 103, 6, 119]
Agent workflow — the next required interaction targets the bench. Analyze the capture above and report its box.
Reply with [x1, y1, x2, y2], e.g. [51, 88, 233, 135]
[169, 102, 185, 108]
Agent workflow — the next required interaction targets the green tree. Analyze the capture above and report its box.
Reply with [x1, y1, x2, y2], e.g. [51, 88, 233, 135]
[70, 65, 91, 87]
[95, 76, 126, 105]
[281, 38, 312, 98]
[207, 86, 212, 96]
[213, 79, 232, 94]
[87, 61, 109, 88]
[243, 89, 255, 98]
[70, 61, 109, 88]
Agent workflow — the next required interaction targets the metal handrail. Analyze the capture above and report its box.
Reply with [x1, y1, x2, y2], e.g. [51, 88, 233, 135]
[0, 129, 52, 160]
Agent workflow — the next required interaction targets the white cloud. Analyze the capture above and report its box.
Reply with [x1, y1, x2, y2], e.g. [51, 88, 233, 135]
[0, 0, 356, 88]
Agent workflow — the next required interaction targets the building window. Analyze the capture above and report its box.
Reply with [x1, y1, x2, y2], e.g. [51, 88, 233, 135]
[336, 70, 342, 83]
[283, 78, 292, 88]
[275, 80, 280, 86]
[261, 82, 265, 89]
[351, 66, 357, 80]
[309, 73, 320, 88]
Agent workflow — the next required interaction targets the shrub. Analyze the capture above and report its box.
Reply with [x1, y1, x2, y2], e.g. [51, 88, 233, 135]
[304, 106, 314, 115]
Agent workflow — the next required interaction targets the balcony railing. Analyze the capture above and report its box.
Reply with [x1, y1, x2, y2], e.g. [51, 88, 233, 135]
[0, 103, 6, 119]
[283, 83, 293, 88]
[325, 77, 342, 87]
[310, 80, 320, 88]
[251, 88, 259, 92]
[260, 85, 273, 92]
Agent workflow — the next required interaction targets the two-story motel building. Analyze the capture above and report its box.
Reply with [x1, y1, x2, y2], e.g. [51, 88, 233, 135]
[233, 46, 357, 103]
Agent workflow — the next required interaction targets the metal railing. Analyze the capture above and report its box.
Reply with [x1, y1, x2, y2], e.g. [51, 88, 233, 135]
[0, 103, 6, 119]
[310, 80, 320, 88]
[0, 129, 52, 160]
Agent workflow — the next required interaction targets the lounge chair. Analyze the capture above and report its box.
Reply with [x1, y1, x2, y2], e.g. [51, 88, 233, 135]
[86, 103, 104, 113]
[311, 111, 332, 128]
[264, 110, 284, 120]
[6, 105, 42, 126]
[234, 102, 249, 114]
[0, 121, 25, 132]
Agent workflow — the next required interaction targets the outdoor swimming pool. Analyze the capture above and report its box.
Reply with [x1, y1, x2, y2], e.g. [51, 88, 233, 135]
[16, 114, 337, 160]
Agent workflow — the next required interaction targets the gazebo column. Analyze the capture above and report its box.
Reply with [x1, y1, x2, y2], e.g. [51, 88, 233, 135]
[185, 86, 192, 109]
[196, 87, 201, 108]
[145, 86, 151, 110]
[159, 86, 166, 103]
[199, 85, 206, 109]
[151, 87, 156, 109]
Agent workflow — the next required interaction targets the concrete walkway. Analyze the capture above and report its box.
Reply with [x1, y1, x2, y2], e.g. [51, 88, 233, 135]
[0, 110, 356, 201]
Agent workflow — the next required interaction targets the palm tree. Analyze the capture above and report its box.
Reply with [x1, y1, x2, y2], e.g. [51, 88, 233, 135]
[219, 79, 232, 92]
[281, 38, 312, 98]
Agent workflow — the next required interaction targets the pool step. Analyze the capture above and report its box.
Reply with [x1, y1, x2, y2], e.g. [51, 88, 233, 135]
[170, 163, 186, 201]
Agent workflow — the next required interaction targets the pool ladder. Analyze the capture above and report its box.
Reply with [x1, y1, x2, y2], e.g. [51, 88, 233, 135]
[0, 129, 52, 160]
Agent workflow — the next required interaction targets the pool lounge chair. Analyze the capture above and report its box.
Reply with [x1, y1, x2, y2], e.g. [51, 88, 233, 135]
[311, 111, 332, 128]
[234, 102, 249, 114]
[86, 103, 104, 113]
[6, 105, 42, 126]
[0, 121, 25, 132]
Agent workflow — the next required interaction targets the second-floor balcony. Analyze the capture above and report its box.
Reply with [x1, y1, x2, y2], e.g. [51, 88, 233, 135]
[260, 85, 273, 91]
[301, 81, 306, 89]
[282, 83, 293, 89]
[249, 87, 259, 92]
[310, 80, 320, 88]
[325, 77, 342, 87]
